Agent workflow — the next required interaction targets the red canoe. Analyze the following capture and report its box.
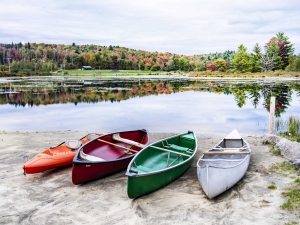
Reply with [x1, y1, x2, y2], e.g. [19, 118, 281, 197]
[72, 129, 149, 185]
[23, 133, 105, 174]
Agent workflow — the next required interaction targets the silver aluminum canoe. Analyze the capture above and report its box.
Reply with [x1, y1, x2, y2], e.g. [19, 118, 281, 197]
[197, 129, 251, 199]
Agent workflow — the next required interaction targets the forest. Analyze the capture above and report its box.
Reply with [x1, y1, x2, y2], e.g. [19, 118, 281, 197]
[0, 32, 299, 76]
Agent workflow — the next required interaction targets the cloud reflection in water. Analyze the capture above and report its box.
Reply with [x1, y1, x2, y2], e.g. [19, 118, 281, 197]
[2, 91, 299, 135]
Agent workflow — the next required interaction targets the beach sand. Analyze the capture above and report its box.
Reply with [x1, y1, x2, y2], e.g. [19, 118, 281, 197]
[0, 131, 298, 225]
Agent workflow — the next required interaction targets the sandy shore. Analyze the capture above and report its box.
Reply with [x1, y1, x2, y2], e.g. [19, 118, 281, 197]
[0, 131, 298, 225]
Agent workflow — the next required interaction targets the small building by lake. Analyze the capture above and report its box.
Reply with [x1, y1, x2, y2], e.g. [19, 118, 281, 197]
[82, 66, 94, 70]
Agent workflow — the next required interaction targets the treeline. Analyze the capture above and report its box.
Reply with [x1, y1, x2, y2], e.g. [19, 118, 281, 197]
[0, 32, 299, 75]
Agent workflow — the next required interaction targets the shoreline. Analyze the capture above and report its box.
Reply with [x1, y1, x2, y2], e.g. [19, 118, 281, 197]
[0, 131, 298, 224]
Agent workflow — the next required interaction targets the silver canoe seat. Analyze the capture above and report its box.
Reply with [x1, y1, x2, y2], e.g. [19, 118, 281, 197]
[65, 139, 82, 149]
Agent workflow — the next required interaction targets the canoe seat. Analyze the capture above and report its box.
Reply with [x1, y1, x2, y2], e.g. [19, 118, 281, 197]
[112, 133, 145, 148]
[65, 139, 82, 150]
[79, 151, 106, 162]
[169, 144, 190, 152]
[135, 165, 152, 173]
[87, 133, 100, 141]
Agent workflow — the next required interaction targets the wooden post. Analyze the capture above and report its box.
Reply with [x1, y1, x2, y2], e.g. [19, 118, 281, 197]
[269, 96, 276, 134]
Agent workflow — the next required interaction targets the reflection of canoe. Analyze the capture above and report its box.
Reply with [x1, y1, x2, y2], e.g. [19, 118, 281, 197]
[72, 129, 149, 185]
[22, 133, 105, 174]
[126, 131, 197, 199]
[197, 129, 251, 199]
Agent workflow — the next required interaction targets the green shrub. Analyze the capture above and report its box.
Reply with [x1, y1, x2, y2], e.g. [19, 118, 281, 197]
[150, 65, 161, 71]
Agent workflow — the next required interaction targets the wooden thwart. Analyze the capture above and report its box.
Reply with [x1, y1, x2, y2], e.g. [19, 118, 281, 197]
[211, 147, 248, 151]
[149, 145, 191, 157]
[203, 151, 250, 155]
[97, 139, 138, 153]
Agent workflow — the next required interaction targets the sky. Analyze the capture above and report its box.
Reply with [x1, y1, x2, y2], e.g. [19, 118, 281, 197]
[1, 0, 300, 55]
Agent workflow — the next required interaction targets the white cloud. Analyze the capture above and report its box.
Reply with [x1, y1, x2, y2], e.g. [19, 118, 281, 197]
[0, 0, 299, 54]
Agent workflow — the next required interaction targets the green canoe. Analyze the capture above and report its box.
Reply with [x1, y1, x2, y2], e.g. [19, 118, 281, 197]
[126, 131, 197, 198]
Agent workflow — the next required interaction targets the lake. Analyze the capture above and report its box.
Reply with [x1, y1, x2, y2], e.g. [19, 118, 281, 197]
[1, 76, 300, 135]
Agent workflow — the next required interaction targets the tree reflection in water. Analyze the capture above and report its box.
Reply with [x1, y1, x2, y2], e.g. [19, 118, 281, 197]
[0, 79, 299, 117]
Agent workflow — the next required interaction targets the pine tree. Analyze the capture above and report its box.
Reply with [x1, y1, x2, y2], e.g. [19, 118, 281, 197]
[267, 38, 284, 70]
[250, 43, 262, 72]
[231, 45, 252, 73]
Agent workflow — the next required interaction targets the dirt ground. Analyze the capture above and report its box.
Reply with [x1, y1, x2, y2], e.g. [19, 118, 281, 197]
[0, 131, 298, 225]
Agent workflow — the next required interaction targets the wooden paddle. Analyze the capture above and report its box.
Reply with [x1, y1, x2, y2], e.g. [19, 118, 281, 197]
[97, 139, 138, 153]
[203, 151, 250, 155]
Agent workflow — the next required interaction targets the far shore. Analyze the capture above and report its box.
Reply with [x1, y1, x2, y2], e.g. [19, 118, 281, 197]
[0, 131, 298, 224]
[1, 69, 300, 81]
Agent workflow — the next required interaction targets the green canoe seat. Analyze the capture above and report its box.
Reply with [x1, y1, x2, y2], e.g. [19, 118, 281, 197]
[180, 133, 195, 140]
[136, 165, 153, 173]
[169, 144, 190, 152]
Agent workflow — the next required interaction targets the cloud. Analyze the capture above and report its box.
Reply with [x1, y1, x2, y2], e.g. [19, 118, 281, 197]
[0, 0, 299, 54]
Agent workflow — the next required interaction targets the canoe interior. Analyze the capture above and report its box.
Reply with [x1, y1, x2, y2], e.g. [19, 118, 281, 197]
[198, 154, 248, 168]
[129, 132, 196, 174]
[80, 130, 148, 161]
[218, 138, 244, 148]
[198, 137, 250, 168]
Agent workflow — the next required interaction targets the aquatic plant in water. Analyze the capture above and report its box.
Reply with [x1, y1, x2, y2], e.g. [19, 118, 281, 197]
[276, 115, 300, 142]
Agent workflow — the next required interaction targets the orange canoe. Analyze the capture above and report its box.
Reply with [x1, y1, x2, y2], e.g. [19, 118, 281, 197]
[23, 133, 105, 174]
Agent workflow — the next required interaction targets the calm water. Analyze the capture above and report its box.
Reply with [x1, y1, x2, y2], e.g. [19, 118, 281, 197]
[1, 77, 300, 135]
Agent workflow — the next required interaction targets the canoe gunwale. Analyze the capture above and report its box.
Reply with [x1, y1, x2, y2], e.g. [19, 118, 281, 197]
[196, 138, 251, 169]
[197, 154, 250, 169]
[126, 131, 197, 178]
[49, 132, 100, 149]
[72, 129, 149, 165]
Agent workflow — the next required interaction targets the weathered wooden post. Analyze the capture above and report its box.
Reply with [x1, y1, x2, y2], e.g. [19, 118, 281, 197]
[269, 96, 276, 134]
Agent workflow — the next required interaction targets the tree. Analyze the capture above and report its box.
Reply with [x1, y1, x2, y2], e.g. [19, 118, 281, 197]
[231, 45, 252, 73]
[260, 53, 275, 72]
[178, 57, 188, 71]
[295, 55, 300, 71]
[214, 58, 227, 72]
[265, 32, 294, 70]
[266, 38, 284, 70]
[250, 43, 262, 72]
[276, 32, 294, 68]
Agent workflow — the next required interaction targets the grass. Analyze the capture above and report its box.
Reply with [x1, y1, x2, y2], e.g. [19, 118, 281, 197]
[281, 189, 300, 212]
[268, 182, 277, 189]
[276, 116, 300, 143]
[269, 161, 299, 176]
[271, 148, 281, 155]
[62, 69, 172, 76]
[285, 221, 300, 225]
[189, 70, 300, 78]
[269, 161, 300, 215]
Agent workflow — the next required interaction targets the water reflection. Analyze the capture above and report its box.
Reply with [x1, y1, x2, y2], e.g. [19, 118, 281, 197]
[0, 78, 300, 134]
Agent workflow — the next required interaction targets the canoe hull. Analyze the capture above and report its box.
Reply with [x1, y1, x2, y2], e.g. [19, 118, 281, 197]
[72, 157, 133, 185]
[196, 129, 251, 199]
[23, 133, 104, 174]
[72, 129, 149, 185]
[197, 156, 250, 199]
[23, 153, 75, 174]
[126, 131, 197, 198]
[127, 157, 193, 198]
